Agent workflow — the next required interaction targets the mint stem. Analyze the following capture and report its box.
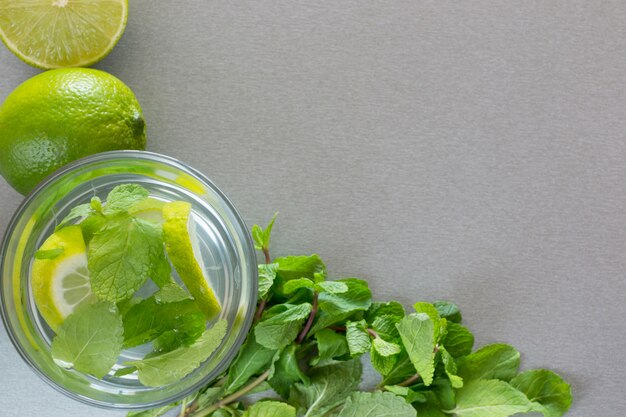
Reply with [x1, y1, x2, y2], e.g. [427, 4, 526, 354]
[262, 247, 271, 264]
[253, 299, 266, 323]
[366, 328, 379, 339]
[296, 292, 318, 343]
[397, 373, 421, 387]
[192, 369, 271, 417]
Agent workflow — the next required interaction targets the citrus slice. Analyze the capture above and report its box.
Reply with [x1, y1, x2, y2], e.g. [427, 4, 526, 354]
[31, 225, 92, 330]
[162, 201, 221, 320]
[0, 0, 128, 69]
[128, 198, 165, 224]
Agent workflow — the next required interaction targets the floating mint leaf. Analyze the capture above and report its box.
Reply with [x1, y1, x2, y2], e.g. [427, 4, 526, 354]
[153, 282, 190, 303]
[128, 320, 227, 387]
[103, 184, 149, 215]
[336, 391, 417, 417]
[34, 247, 64, 260]
[55, 203, 93, 231]
[255, 303, 312, 349]
[89, 214, 163, 302]
[51, 301, 123, 378]
[80, 213, 106, 244]
[510, 370, 573, 417]
[242, 401, 296, 417]
[451, 379, 535, 417]
[457, 344, 520, 382]
[288, 360, 362, 417]
[396, 312, 437, 386]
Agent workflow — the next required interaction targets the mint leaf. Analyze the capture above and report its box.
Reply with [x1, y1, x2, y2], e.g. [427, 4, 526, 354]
[283, 278, 314, 295]
[243, 401, 296, 417]
[457, 344, 520, 382]
[268, 344, 309, 398]
[370, 315, 401, 341]
[226, 334, 278, 394]
[413, 405, 447, 417]
[80, 213, 106, 244]
[314, 281, 348, 294]
[89, 215, 164, 302]
[274, 255, 326, 295]
[317, 278, 371, 316]
[258, 263, 278, 299]
[103, 184, 149, 215]
[314, 329, 348, 365]
[288, 360, 362, 417]
[194, 387, 224, 409]
[441, 322, 474, 358]
[55, 203, 93, 231]
[413, 302, 444, 340]
[255, 303, 312, 349]
[51, 301, 123, 378]
[451, 379, 534, 417]
[90, 196, 103, 213]
[371, 348, 398, 376]
[510, 370, 573, 417]
[128, 320, 227, 386]
[372, 337, 401, 357]
[122, 296, 204, 349]
[34, 247, 64, 260]
[153, 282, 190, 303]
[252, 212, 278, 252]
[439, 346, 463, 388]
[433, 301, 462, 323]
[396, 312, 437, 386]
[366, 301, 405, 322]
[346, 320, 371, 356]
[383, 385, 427, 404]
[337, 391, 417, 417]
[149, 245, 173, 288]
[379, 351, 415, 385]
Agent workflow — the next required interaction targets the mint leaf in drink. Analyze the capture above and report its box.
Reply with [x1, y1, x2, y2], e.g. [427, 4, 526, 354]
[433, 300, 462, 323]
[345, 320, 371, 356]
[103, 184, 149, 215]
[51, 301, 123, 378]
[268, 343, 309, 398]
[55, 203, 93, 231]
[288, 360, 362, 417]
[451, 379, 535, 417]
[226, 334, 278, 394]
[255, 303, 312, 349]
[510, 370, 572, 417]
[128, 320, 227, 387]
[90, 196, 103, 213]
[153, 282, 190, 303]
[80, 213, 106, 244]
[457, 344, 520, 382]
[242, 401, 296, 417]
[317, 278, 371, 316]
[34, 247, 64, 260]
[149, 245, 173, 288]
[396, 312, 437, 386]
[313, 329, 348, 365]
[88, 214, 163, 302]
[258, 263, 278, 299]
[336, 391, 417, 417]
[122, 296, 204, 349]
[441, 322, 474, 358]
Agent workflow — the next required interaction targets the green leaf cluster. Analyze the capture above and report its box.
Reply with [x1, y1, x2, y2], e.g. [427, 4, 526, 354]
[127, 214, 573, 417]
[48, 185, 226, 384]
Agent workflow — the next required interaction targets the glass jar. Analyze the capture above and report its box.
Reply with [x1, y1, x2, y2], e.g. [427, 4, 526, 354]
[0, 151, 257, 409]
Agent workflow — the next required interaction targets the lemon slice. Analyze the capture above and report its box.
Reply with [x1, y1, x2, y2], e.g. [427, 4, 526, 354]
[162, 201, 221, 320]
[31, 226, 92, 330]
[0, 0, 128, 69]
[129, 198, 165, 224]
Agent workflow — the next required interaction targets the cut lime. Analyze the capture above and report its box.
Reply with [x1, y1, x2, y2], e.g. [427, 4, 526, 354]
[0, 0, 128, 69]
[162, 201, 221, 320]
[129, 198, 165, 224]
[31, 225, 92, 330]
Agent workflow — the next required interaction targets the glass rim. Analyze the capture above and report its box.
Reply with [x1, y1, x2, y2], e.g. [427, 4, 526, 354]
[0, 150, 258, 409]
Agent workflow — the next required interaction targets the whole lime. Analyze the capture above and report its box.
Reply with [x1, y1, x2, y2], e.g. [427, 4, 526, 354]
[0, 68, 146, 195]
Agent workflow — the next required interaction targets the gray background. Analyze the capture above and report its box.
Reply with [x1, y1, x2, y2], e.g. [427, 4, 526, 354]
[0, 1, 624, 416]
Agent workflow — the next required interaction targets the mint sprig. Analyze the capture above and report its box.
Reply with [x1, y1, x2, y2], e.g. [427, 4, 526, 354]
[133, 214, 572, 417]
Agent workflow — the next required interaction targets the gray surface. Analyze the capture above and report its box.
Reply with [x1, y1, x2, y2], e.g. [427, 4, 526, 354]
[0, 1, 624, 415]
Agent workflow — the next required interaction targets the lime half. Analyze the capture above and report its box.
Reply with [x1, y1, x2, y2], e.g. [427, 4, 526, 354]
[31, 226, 92, 330]
[162, 201, 222, 320]
[0, 0, 128, 69]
